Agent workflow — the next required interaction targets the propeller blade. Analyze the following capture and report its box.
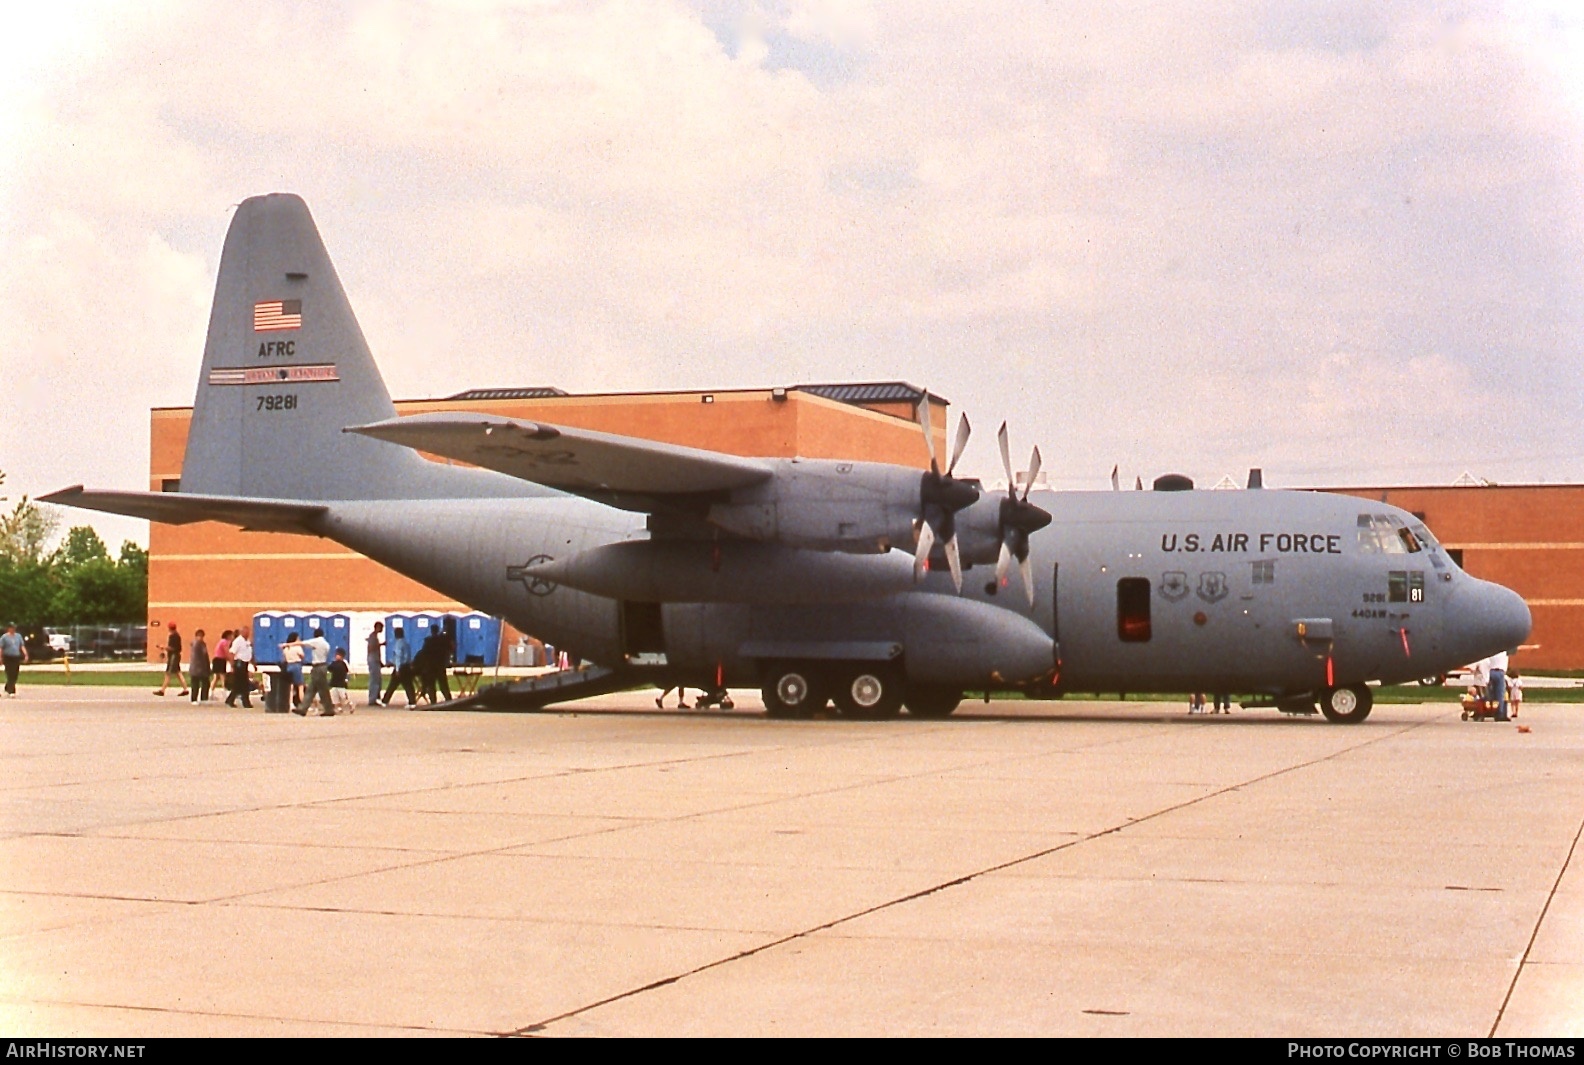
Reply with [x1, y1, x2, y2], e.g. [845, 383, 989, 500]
[947, 413, 971, 476]
[997, 422, 1013, 492]
[996, 538, 1013, 585]
[1019, 554, 1036, 606]
[1023, 447, 1042, 501]
[1110, 464, 1119, 491]
[913, 520, 936, 580]
[944, 535, 964, 592]
[918, 393, 939, 474]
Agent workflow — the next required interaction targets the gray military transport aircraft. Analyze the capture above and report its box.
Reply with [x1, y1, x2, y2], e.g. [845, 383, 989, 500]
[44, 194, 1532, 723]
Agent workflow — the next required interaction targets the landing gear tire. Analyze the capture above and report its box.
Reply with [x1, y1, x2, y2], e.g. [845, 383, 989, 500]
[1319, 683, 1373, 724]
[904, 685, 963, 719]
[762, 663, 825, 719]
[832, 665, 904, 720]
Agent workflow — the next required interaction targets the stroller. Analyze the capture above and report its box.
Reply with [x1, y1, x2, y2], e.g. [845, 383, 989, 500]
[692, 686, 735, 711]
[1459, 685, 1502, 721]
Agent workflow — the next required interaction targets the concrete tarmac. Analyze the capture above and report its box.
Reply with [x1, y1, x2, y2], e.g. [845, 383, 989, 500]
[1, 687, 1580, 1037]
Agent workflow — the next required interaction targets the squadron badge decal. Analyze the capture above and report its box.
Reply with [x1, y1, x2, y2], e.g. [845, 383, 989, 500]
[1197, 571, 1229, 604]
[508, 554, 557, 597]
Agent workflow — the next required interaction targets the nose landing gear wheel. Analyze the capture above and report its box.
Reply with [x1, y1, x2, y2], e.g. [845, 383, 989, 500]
[832, 665, 903, 720]
[762, 663, 825, 719]
[1319, 683, 1373, 724]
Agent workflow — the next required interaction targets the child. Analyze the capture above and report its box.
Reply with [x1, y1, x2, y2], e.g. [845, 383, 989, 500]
[326, 648, 353, 715]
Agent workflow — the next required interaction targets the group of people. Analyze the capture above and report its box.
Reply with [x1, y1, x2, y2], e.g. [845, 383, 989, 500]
[276, 629, 355, 715]
[151, 621, 355, 714]
[151, 622, 259, 706]
[1466, 650, 1523, 722]
[365, 620, 458, 708]
[1188, 692, 1232, 714]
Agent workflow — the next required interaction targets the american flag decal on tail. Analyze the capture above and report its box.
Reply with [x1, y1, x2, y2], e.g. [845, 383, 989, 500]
[208, 364, 339, 386]
[253, 299, 303, 332]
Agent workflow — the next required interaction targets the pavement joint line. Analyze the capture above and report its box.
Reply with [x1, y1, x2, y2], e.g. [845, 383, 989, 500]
[509, 715, 1429, 1034]
[0, 994, 490, 1036]
[73, 721, 1198, 915]
[180, 744, 1109, 907]
[1489, 802, 1584, 1037]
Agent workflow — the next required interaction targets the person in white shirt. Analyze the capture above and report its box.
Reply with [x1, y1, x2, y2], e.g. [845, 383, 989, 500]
[302, 628, 334, 715]
[1487, 649, 1511, 721]
[226, 629, 254, 708]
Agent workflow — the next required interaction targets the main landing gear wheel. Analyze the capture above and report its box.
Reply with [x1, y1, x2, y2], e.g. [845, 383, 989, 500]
[762, 663, 825, 719]
[903, 685, 963, 719]
[832, 665, 904, 720]
[1319, 683, 1373, 724]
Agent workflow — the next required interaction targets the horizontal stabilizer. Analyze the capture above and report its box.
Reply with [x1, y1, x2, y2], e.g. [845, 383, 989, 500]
[39, 486, 328, 534]
[347, 413, 772, 498]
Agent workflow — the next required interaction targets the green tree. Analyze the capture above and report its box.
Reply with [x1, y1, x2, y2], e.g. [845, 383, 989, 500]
[56, 526, 110, 569]
[0, 473, 62, 629]
[0, 493, 59, 566]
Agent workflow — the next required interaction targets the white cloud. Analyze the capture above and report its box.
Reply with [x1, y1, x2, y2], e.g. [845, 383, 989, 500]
[2, 0, 1582, 546]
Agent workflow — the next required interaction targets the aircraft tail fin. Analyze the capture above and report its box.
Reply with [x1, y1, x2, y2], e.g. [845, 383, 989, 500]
[179, 193, 434, 501]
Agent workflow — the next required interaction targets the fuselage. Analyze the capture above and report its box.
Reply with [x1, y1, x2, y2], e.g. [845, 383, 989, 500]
[317, 484, 1530, 699]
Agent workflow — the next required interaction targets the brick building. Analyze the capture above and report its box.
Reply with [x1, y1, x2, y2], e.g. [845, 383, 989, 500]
[145, 385, 1582, 670]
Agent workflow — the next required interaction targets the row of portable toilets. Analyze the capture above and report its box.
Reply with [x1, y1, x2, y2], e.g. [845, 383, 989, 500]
[251, 611, 503, 667]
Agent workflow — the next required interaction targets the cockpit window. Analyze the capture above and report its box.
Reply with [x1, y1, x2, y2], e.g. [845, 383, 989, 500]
[1357, 514, 1409, 554]
[1397, 526, 1423, 553]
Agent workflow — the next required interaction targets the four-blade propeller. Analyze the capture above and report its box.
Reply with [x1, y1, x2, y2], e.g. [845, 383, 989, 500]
[994, 422, 1053, 606]
[914, 394, 979, 592]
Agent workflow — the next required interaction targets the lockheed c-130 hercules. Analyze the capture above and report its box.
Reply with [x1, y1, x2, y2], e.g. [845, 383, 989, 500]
[44, 194, 1532, 723]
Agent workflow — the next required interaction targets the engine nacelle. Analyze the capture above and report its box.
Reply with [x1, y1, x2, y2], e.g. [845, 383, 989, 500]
[706, 458, 932, 552]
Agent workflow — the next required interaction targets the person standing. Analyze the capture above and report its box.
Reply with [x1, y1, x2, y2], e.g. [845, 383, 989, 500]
[366, 621, 385, 707]
[328, 648, 354, 714]
[226, 627, 254, 708]
[414, 630, 453, 705]
[1488, 649, 1511, 722]
[212, 630, 232, 698]
[1, 623, 27, 697]
[154, 622, 188, 697]
[281, 633, 306, 712]
[302, 627, 333, 715]
[381, 624, 417, 707]
[189, 630, 211, 703]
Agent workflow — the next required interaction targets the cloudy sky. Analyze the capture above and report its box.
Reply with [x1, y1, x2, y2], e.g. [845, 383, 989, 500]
[3, 0, 1581, 549]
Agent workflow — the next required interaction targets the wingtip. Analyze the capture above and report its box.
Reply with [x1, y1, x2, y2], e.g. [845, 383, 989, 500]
[37, 485, 85, 504]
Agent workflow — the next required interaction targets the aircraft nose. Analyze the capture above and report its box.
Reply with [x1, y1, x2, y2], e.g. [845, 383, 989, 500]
[1471, 579, 1532, 656]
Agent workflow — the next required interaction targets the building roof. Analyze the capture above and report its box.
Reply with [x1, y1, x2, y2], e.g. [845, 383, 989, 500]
[444, 387, 569, 401]
[437, 381, 947, 411]
[793, 382, 939, 405]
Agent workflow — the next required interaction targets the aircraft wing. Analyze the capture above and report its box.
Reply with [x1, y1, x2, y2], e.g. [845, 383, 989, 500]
[38, 486, 328, 534]
[346, 413, 774, 500]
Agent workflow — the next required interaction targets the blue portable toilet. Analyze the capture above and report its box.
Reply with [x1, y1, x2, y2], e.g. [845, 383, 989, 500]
[276, 613, 304, 663]
[323, 614, 352, 660]
[405, 613, 439, 659]
[383, 613, 412, 662]
[299, 612, 352, 660]
[252, 612, 283, 665]
[451, 613, 502, 666]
